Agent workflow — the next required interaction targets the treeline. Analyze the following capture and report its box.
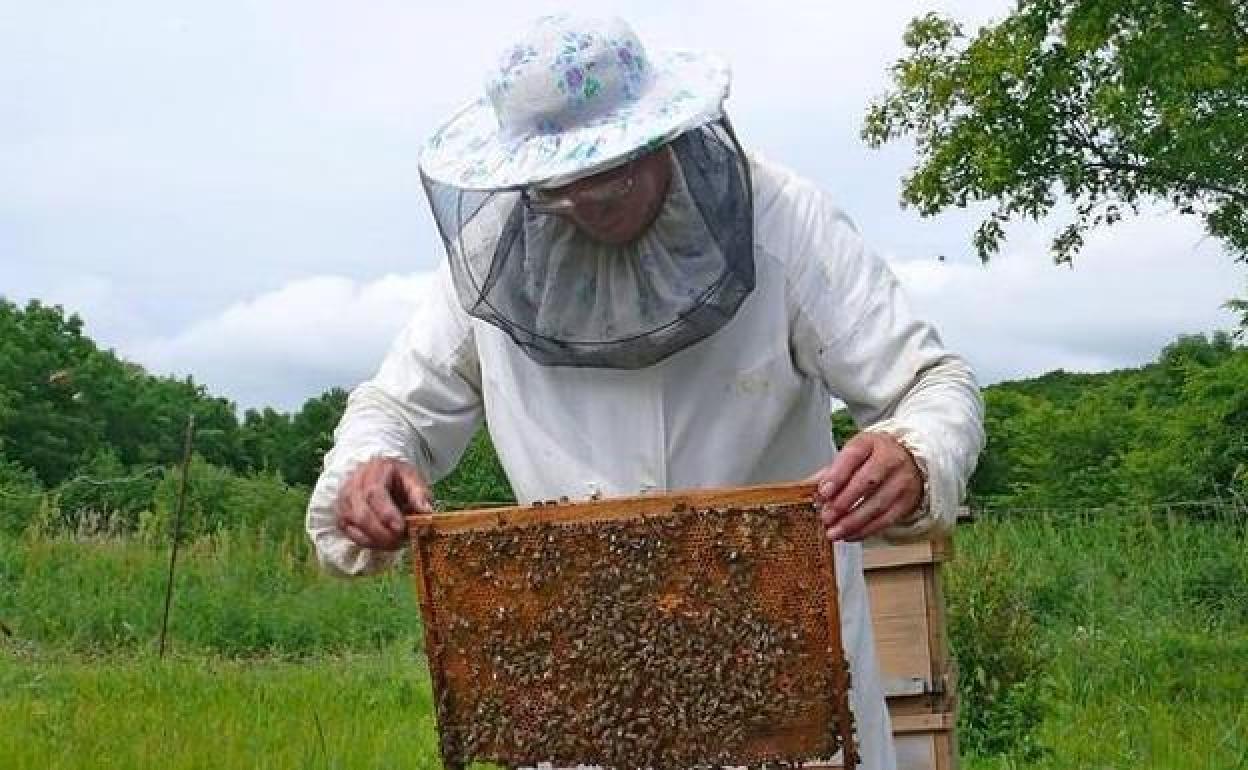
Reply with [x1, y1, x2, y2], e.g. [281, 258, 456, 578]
[1, 297, 1245, 540]
[0, 299, 511, 540]
[970, 331, 1248, 511]
[0, 299, 343, 487]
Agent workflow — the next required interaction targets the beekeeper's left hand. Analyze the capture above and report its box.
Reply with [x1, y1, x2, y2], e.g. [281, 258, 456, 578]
[811, 432, 924, 542]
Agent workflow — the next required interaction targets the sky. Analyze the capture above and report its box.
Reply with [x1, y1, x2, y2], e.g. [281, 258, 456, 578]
[2, 1, 1243, 411]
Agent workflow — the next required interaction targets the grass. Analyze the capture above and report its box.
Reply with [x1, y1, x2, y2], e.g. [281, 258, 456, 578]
[0, 529, 417, 658]
[956, 506, 1248, 769]
[0, 647, 442, 770]
[1, 506, 1245, 769]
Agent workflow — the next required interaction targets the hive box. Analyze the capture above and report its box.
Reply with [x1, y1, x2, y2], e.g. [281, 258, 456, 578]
[813, 537, 959, 770]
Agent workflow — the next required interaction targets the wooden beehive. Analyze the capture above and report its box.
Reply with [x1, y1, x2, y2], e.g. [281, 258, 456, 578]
[866, 537, 959, 770]
[873, 534, 958, 768]
[805, 537, 960, 770]
[407, 482, 859, 770]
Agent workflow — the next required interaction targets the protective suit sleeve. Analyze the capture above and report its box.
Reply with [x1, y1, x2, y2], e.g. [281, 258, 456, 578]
[305, 262, 484, 576]
[777, 177, 985, 541]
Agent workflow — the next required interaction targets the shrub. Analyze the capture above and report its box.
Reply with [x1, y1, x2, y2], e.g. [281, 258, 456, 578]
[0, 456, 44, 536]
[945, 542, 1049, 760]
[55, 449, 159, 535]
[143, 457, 309, 544]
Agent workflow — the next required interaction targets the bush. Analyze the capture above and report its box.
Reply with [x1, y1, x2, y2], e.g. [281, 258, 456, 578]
[0, 456, 44, 536]
[55, 449, 159, 535]
[945, 542, 1049, 760]
[143, 457, 309, 544]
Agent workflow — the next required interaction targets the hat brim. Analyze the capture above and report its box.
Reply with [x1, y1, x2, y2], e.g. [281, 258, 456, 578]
[419, 49, 731, 191]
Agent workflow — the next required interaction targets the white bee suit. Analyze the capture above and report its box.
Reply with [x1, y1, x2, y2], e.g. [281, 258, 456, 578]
[307, 155, 985, 770]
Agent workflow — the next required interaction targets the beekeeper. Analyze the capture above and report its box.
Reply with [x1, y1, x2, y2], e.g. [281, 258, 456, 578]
[307, 14, 984, 770]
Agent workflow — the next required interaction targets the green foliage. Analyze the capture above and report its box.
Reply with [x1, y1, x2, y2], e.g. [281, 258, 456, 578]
[970, 332, 1248, 509]
[0, 299, 242, 485]
[283, 388, 348, 485]
[239, 388, 348, 486]
[0, 300, 106, 484]
[946, 543, 1048, 760]
[433, 427, 516, 506]
[1228, 292, 1248, 339]
[0, 651, 442, 770]
[0, 299, 354, 498]
[0, 456, 43, 537]
[952, 504, 1248, 766]
[0, 530, 416, 658]
[830, 409, 858, 448]
[143, 457, 309, 544]
[863, 1, 1248, 264]
[54, 449, 160, 535]
[3, 507, 1245, 768]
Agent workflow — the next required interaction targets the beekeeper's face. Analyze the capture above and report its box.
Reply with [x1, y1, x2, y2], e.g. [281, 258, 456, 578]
[525, 148, 673, 245]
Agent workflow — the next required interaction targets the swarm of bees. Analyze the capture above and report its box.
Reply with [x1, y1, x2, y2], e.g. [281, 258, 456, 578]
[413, 502, 858, 770]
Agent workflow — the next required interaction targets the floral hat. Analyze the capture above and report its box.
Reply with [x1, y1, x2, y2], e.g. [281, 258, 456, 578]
[418, 14, 731, 191]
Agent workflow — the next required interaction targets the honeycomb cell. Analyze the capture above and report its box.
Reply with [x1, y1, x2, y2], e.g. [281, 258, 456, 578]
[410, 494, 858, 770]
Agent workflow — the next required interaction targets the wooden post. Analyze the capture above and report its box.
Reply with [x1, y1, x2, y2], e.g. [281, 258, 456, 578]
[158, 414, 195, 659]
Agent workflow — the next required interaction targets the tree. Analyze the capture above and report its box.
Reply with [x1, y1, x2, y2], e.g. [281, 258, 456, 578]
[0, 298, 244, 485]
[863, 1, 1248, 264]
[0, 300, 106, 483]
[240, 407, 294, 477]
[967, 331, 1248, 509]
[283, 387, 348, 486]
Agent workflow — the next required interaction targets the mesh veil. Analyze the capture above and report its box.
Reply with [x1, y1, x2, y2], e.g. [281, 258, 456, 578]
[422, 119, 754, 369]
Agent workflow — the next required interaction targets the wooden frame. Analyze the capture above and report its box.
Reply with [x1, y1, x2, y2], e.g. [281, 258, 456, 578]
[406, 481, 859, 769]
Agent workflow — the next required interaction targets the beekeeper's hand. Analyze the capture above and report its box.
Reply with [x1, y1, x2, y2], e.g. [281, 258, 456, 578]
[336, 457, 433, 550]
[811, 432, 924, 542]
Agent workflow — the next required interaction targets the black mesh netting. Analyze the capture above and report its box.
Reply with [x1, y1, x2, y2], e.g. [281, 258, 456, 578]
[421, 119, 754, 369]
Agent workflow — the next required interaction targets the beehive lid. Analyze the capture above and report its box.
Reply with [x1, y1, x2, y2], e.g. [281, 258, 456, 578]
[407, 482, 859, 770]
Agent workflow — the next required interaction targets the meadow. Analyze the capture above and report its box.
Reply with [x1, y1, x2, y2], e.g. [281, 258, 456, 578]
[2, 505, 1245, 769]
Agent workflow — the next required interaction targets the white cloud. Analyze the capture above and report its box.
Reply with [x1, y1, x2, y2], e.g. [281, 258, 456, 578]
[890, 213, 1244, 386]
[135, 272, 434, 411]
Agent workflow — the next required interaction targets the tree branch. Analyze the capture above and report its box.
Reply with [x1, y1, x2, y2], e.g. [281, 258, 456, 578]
[1084, 160, 1248, 204]
[1061, 124, 1248, 203]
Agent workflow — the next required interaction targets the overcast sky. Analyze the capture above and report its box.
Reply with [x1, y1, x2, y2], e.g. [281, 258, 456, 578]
[3, 1, 1243, 411]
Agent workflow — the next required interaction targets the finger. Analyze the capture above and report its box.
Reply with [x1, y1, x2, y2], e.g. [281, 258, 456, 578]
[857, 496, 918, 542]
[826, 475, 908, 542]
[864, 472, 924, 539]
[813, 440, 874, 505]
[342, 522, 374, 548]
[392, 464, 434, 515]
[352, 507, 402, 550]
[818, 498, 847, 527]
[371, 466, 410, 535]
[856, 480, 920, 541]
[364, 486, 407, 542]
[335, 490, 356, 529]
[347, 488, 394, 546]
[829, 453, 903, 518]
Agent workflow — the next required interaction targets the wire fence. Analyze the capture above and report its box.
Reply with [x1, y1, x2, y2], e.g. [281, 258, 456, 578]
[0, 466, 167, 500]
[969, 495, 1247, 521]
[2, 470, 1245, 523]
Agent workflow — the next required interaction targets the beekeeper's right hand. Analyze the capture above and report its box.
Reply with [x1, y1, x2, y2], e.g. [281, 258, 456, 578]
[335, 457, 433, 550]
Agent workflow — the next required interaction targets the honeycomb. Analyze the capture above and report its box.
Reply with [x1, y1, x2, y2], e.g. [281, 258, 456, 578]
[408, 486, 858, 770]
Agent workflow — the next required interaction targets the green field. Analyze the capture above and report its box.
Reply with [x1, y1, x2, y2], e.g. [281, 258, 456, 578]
[2, 508, 1246, 769]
